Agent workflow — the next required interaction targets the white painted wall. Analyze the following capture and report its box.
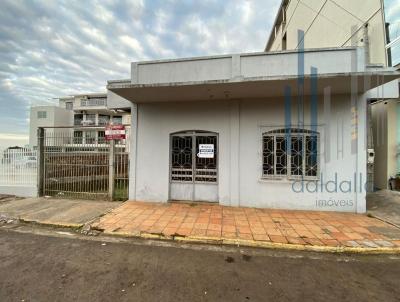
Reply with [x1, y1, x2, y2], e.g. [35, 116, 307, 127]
[372, 99, 399, 189]
[0, 186, 37, 197]
[107, 90, 132, 109]
[131, 48, 364, 86]
[29, 106, 73, 146]
[131, 94, 367, 212]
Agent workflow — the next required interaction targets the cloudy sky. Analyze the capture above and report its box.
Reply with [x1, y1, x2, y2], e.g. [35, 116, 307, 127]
[0, 0, 280, 148]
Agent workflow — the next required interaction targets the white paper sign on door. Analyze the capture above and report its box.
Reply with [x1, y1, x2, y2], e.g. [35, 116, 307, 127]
[198, 144, 214, 158]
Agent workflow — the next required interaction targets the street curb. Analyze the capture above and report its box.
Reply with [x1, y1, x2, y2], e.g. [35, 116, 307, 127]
[103, 230, 400, 255]
[13, 217, 400, 255]
[19, 218, 83, 229]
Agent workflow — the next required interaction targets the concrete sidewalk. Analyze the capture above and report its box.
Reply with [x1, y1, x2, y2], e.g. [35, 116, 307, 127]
[0, 197, 121, 227]
[367, 190, 400, 228]
[92, 201, 400, 253]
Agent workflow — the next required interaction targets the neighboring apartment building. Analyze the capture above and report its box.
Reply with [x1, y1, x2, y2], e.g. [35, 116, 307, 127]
[29, 106, 73, 146]
[30, 91, 131, 147]
[58, 93, 131, 145]
[265, 0, 400, 189]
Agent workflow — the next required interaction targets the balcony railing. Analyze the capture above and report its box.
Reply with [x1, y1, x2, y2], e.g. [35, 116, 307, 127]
[80, 98, 107, 107]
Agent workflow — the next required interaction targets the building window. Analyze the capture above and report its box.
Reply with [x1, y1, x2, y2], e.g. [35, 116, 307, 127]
[85, 114, 96, 125]
[74, 114, 83, 126]
[387, 40, 400, 67]
[85, 131, 96, 144]
[282, 33, 287, 50]
[262, 128, 319, 179]
[112, 116, 123, 124]
[384, 0, 400, 66]
[98, 131, 106, 144]
[73, 131, 83, 144]
[65, 102, 73, 110]
[98, 115, 110, 126]
[37, 111, 47, 119]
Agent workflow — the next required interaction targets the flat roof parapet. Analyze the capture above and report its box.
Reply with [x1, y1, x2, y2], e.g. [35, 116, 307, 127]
[128, 47, 364, 86]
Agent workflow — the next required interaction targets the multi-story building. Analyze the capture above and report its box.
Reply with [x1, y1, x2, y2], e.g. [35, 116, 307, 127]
[266, 0, 400, 189]
[29, 91, 131, 147]
[265, 0, 397, 67]
[58, 93, 131, 145]
[29, 106, 73, 146]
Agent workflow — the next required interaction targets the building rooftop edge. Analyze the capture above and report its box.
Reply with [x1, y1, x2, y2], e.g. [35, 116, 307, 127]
[127, 46, 358, 66]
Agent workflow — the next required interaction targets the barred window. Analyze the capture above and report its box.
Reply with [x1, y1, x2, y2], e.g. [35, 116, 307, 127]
[65, 102, 73, 110]
[262, 128, 319, 179]
[37, 111, 47, 119]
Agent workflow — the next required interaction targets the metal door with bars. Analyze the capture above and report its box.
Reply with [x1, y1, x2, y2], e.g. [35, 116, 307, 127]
[170, 131, 218, 202]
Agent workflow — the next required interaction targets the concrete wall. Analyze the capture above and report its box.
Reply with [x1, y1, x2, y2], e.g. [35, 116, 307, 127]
[267, 0, 386, 66]
[107, 90, 132, 110]
[0, 186, 37, 198]
[387, 100, 398, 179]
[131, 94, 367, 212]
[371, 101, 388, 188]
[397, 102, 400, 171]
[371, 99, 400, 189]
[131, 48, 364, 85]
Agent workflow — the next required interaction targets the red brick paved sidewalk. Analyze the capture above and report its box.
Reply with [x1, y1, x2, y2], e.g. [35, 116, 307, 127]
[91, 201, 400, 251]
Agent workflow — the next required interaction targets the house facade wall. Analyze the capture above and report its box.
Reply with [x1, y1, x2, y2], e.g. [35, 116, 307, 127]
[131, 94, 367, 212]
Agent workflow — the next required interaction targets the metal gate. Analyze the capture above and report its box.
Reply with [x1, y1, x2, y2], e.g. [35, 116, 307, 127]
[38, 126, 129, 201]
[169, 131, 218, 202]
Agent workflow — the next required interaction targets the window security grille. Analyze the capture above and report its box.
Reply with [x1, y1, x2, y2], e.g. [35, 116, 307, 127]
[262, 128, 319, 179]
[65, 102, 73, 110]
[37, 111, 47, 119]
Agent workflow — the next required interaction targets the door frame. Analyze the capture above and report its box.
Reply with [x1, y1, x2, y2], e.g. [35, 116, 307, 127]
[168, 130, 219, 202]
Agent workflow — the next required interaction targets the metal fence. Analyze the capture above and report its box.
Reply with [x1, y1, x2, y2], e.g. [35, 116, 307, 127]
[38, 126, 130, 201]
[0, 148, 37, 186]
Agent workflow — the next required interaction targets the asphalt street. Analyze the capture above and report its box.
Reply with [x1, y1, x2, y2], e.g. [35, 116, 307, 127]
[0, 225, 400, 302]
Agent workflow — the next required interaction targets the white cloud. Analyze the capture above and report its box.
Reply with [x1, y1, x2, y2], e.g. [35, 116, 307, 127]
[0, 0, 280, 145]
[94, 4, 115, 24]
[119, 35, 146, 58]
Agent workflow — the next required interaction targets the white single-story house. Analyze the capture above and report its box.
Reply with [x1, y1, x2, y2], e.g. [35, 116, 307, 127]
[108, 47, 399, 213]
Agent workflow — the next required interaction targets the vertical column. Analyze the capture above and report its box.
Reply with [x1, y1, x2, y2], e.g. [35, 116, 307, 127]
[108, 139, 115, 200]
[231, 54, 242, 81]
[297, 30, 305, 131]
[37, 127, 45, 197]
[397, 103, 400, 173]
[131, 63, 139, 84]
[323, 87, 331, 163]
[128, 103, 138, 200]
[356, 94, 367, 213]
[229, 100, 240, 206]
